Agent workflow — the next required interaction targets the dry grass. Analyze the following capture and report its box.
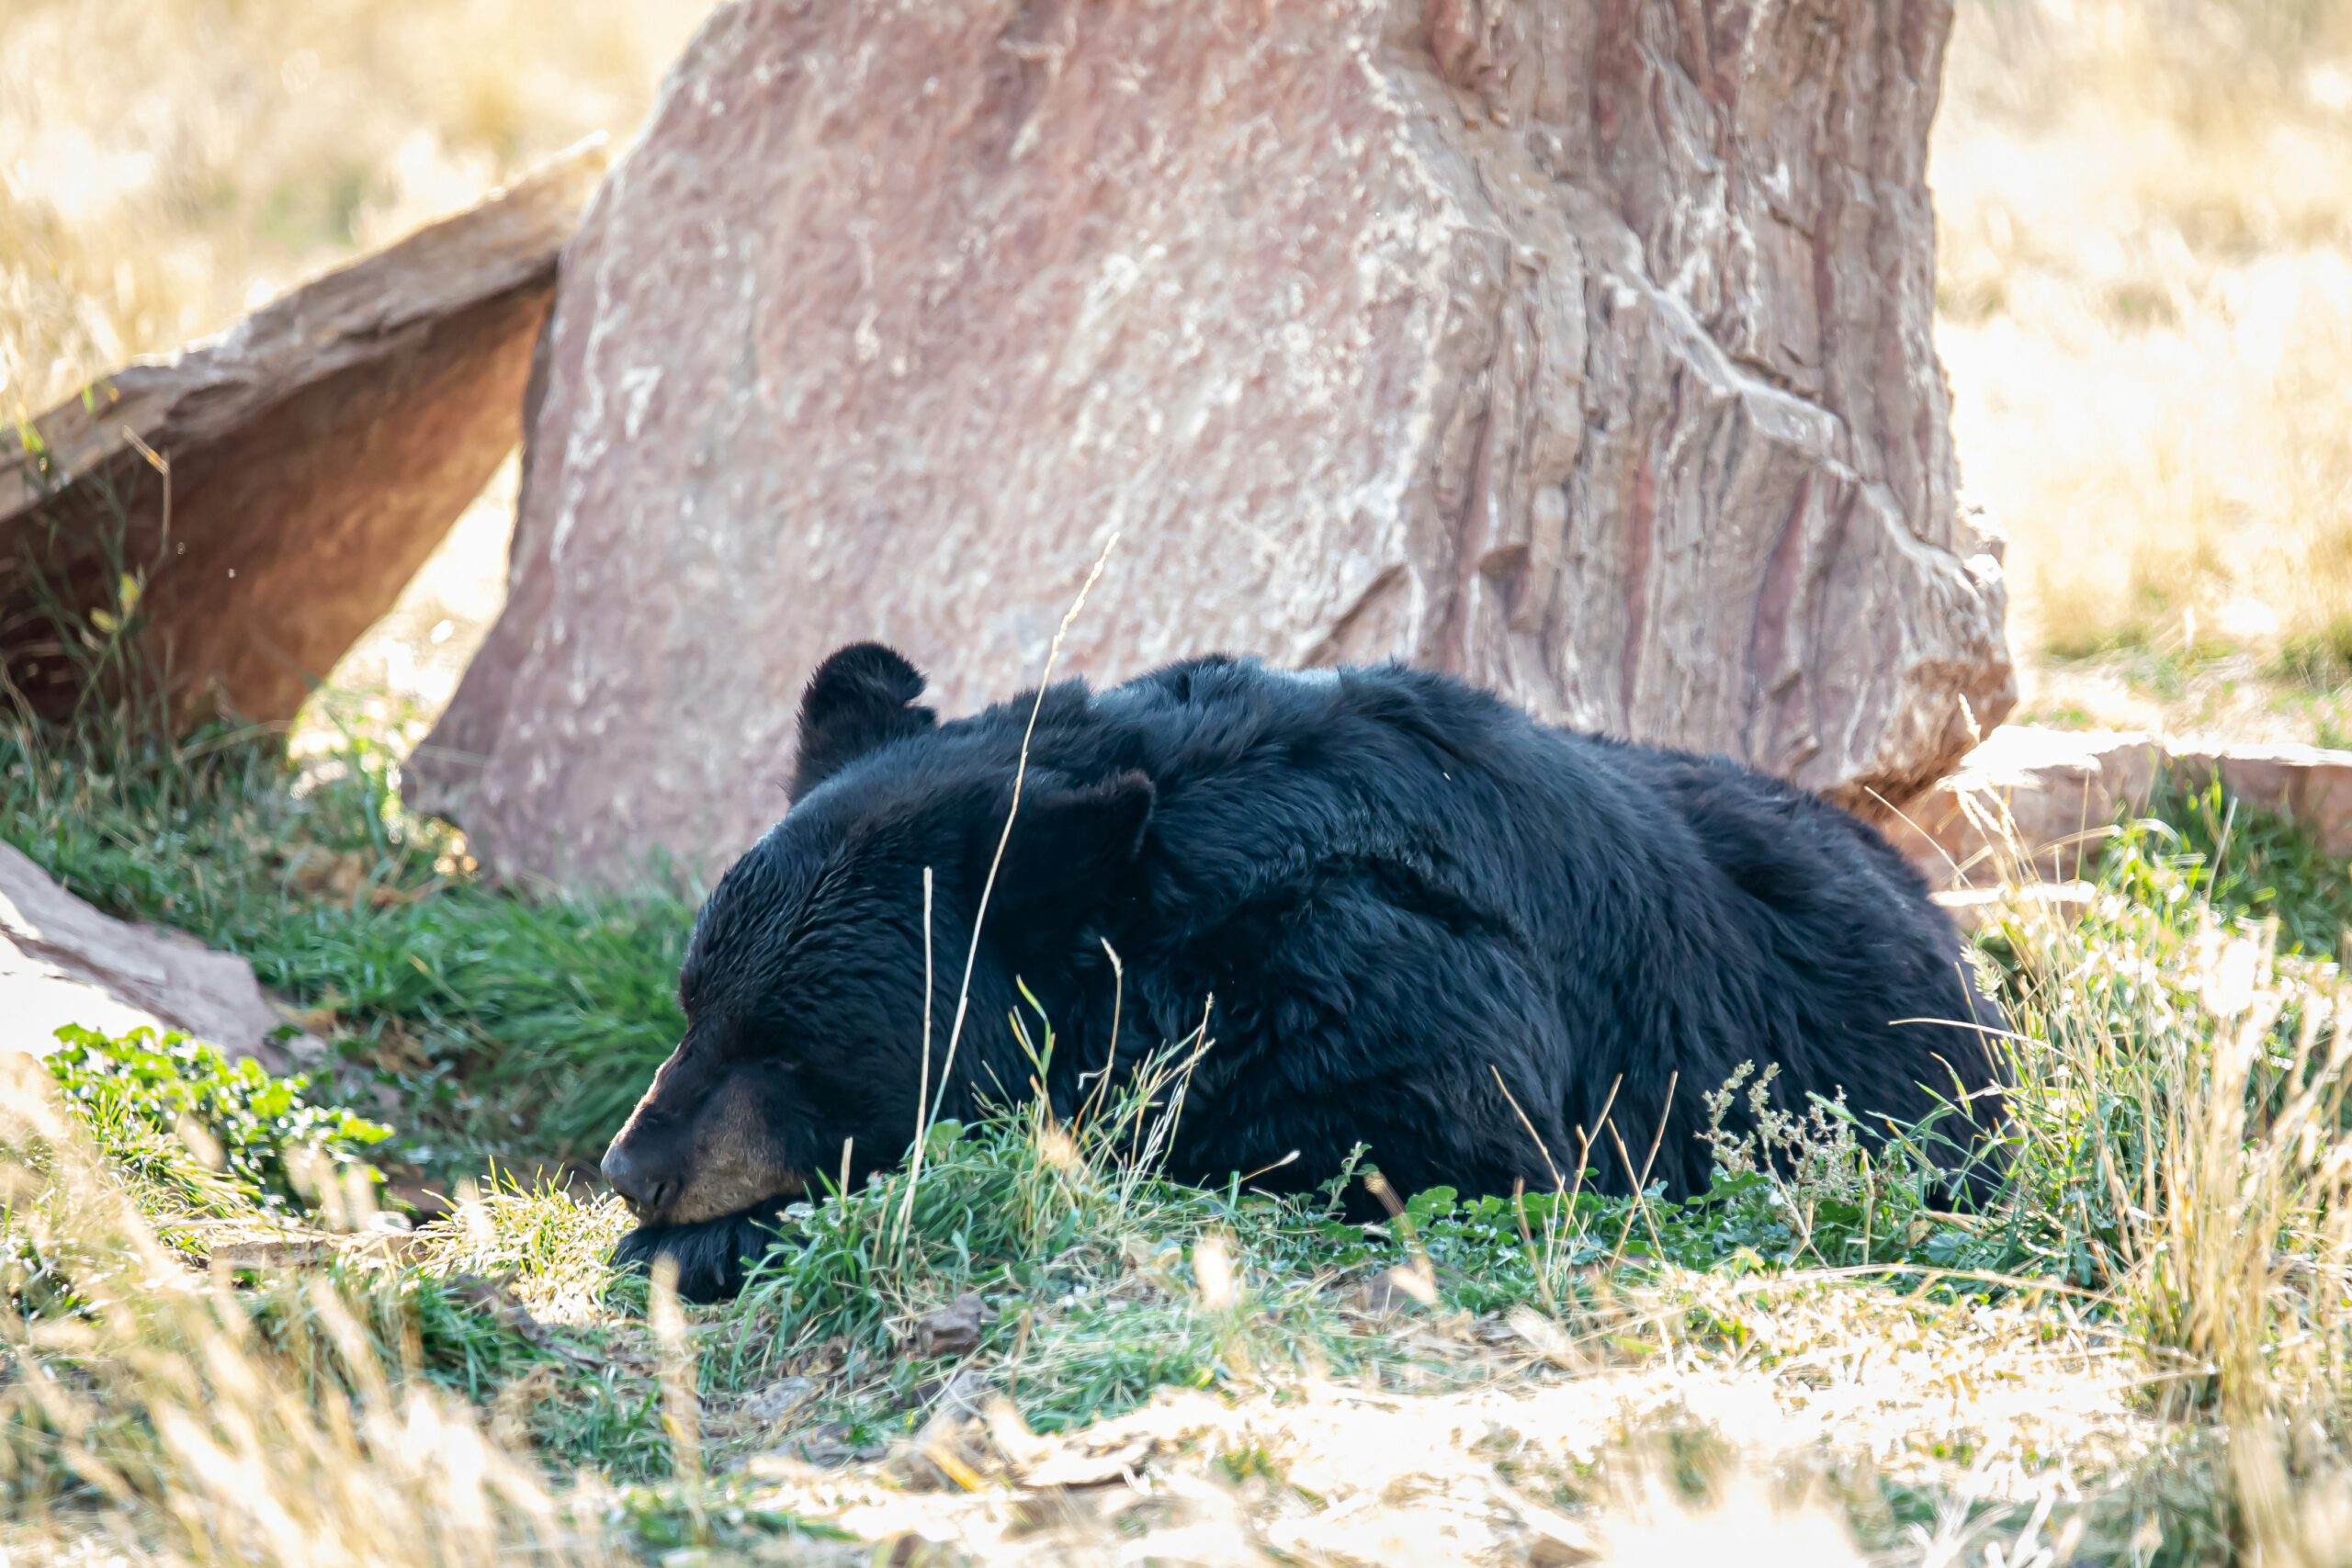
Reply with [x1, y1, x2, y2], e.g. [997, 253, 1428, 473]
[0, 1055, 616, 1567]
[0, 0, 712, 413]
[1936, 0, 2352, 739]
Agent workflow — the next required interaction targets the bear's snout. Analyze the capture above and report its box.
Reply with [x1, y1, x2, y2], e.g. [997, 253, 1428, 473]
[601, 1064, 808, 1228]
[599, 1136, 674, 1219]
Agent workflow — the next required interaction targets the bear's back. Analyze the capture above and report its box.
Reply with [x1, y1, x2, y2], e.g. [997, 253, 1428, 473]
[887, 652, 2000, 1201]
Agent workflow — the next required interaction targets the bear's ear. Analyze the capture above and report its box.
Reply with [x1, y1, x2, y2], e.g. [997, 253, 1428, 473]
[988, 770, 1156, 922]
[789, 643, 937, 802]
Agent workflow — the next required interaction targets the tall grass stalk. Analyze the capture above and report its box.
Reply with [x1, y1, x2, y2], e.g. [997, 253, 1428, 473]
[900, 531, 1120, 1245]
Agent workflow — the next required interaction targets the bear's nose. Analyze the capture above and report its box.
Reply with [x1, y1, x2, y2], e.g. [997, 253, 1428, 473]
[600, 1139, 673, 1217]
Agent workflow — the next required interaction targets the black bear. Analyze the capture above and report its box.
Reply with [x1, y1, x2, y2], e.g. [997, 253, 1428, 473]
[605, 644, 2006, 1299]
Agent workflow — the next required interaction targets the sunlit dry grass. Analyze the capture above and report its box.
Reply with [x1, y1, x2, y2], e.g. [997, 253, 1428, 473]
[0, 0, 713, 413]
[0, 1055, 614, 1566]
[1937, 0, 2352, 738]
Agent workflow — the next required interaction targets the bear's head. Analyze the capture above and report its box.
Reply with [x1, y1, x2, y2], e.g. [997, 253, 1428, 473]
[601, 642, 1154, 1298]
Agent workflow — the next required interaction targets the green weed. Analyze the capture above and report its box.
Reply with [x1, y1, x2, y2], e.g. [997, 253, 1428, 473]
[44, 1025, 390, 1213]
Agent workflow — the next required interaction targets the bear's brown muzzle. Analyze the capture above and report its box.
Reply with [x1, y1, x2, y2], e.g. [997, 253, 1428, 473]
[601, 1071, 805, 1226]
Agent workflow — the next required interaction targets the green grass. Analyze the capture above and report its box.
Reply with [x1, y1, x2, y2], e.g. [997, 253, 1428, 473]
[0, 721, 693, 1170]
[2276, 618, 2352, 693]
[2122, 773, 2352, 959]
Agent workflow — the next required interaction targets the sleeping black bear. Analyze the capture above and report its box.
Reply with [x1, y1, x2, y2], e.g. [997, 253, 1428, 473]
[603, 644, 2006, 1300]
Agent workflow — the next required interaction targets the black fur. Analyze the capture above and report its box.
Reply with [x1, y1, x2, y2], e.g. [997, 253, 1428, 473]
[787, 642, 937, 802]
[610, 1202, 789, 1302]
[613, 651, 2007, 1300]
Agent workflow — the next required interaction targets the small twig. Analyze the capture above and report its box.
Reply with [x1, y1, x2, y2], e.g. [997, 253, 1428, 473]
[1488, 1065, 1568, 1197]
[1510, 1177, 1561, 1318]
[893, 866, 938, 1252]
[1076, 938, 1125, 1133]
[1142, 997, 1216, 1171]
[1490, 1063, 1575, 1293]
[1605, 1073, 1675, 1269]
